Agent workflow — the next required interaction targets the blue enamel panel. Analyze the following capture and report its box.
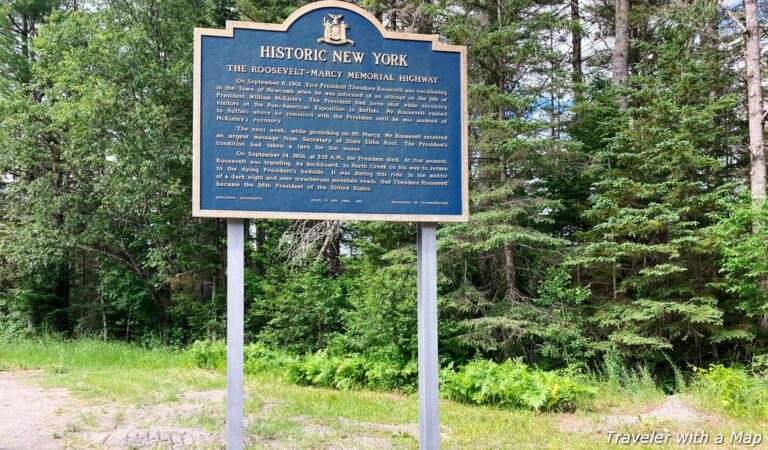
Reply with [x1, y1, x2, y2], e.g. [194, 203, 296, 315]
[197, 6, 464, 219]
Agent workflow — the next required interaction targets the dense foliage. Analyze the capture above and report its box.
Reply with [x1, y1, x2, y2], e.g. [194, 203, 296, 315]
[441, 359, 595, 411]
[187, 337, 594, 410]
[692, 363, 768, 417]
[0, 0, 766, 386]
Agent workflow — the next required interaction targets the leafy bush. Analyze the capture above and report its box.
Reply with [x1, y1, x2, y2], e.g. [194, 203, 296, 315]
[440, 358, 595, 411]
[365, 359, 418, 392]
[750, 354, 768, 375]
[691, 365, 768, 417]
[341, 251, 419, 364]
[189, 340, 296, 374]
[288, 352, 367, 390]
[188, 340, 226, 370]
[243, 343, 297, 374]
[190, 341, 595, 412]
[0, 292, 28, 340]
[287, 351, 417, 392]
[248, 265, 348, 354]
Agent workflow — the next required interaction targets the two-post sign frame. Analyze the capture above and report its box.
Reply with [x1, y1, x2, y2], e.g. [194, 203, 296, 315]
[193, 2, 468, 449]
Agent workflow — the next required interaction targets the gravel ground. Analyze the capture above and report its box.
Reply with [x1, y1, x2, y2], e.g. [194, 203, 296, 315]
[0, 371, 74, 449]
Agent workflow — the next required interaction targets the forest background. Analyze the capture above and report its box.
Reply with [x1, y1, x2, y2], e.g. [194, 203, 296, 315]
[0, 0, 767, 399]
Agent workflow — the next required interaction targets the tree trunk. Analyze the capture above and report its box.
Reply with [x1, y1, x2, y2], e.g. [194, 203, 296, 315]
[550, 29, 559, 138]
[704, 6, 719, 101]
[248, 222, 266, 275]
[156, 287, 172, 341]
[20, 16, 28, 61]
[316, 221, 341, 276]
[209, 278, 218, 342]
[612, 0, 630, 111]
[504, 243, 521, 301]
[99, 291, 108, 341]
[570, 0, 583, 102]
[743, 0, 767, 325]
[54, 259, 70, 333]
[744, 0, 766, 205]
[125, 307, 132, 340]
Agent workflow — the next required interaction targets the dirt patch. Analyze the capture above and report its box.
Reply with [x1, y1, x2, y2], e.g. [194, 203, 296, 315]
[291, 415, 421, 449]
[0, 372, 223, 449]
[92, 426, 218, 448]
[606, 395, 704, 427]
[86, 390, 225, 448]
[0, 371, 76, 450]
[0, 372, 420, 449]
[300, 421, 396, 450]
[337, 417, 420, 440]
[559, 394, 711, 434]
[179, 390, 226, 403]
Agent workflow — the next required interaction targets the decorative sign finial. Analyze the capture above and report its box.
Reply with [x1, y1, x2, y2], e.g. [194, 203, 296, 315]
[318, 14, 354, 45]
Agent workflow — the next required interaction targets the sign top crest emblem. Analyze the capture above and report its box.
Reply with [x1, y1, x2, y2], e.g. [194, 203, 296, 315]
[318, 14, 354, 45]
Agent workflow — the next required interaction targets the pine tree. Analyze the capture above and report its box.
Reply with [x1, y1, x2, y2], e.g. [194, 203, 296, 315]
[574, 0, 751, 362]
[437, 0, 576, 360]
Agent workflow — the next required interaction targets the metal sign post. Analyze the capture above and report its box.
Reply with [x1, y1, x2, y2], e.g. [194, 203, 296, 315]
[226, 218, 245, 450]
[417, 223, 440, 449]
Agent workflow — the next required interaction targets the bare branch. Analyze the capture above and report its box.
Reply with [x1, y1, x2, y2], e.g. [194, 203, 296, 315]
[279, 220, 342, 265]
[720, 2, 747, 33]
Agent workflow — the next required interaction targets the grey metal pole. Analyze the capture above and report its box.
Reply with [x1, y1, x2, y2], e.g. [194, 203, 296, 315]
[226, 218, 245, 450]
[417, 222, 440, 450]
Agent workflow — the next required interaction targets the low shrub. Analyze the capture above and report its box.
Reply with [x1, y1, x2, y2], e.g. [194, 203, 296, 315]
[188, 340, 226, 370]
[440, 358, 596, 411]
[366, 359, 418, 392]
[243, 343, 297, 374]
[691, 365, 768, 417]
[189, 340, 295, 374]
[288, 352, 367, 389]
[190, 341, 595, 411]
[287, 351, 417, 392]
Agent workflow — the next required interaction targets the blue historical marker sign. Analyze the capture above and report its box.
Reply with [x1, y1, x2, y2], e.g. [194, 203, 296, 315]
[193, 1, 468, 222]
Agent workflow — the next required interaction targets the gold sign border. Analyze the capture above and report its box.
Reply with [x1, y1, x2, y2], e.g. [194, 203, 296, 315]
[193, 0, 469, 222]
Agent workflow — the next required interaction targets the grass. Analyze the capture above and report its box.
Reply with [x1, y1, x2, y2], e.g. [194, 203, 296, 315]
[0, 338, 223, 404]
[1, 338, 767, 449]
[592, 356, 668, 411]
[0, 338, 189, 371]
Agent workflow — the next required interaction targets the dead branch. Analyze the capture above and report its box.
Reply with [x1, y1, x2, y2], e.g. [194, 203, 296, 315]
[279, 220, 342, 265]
